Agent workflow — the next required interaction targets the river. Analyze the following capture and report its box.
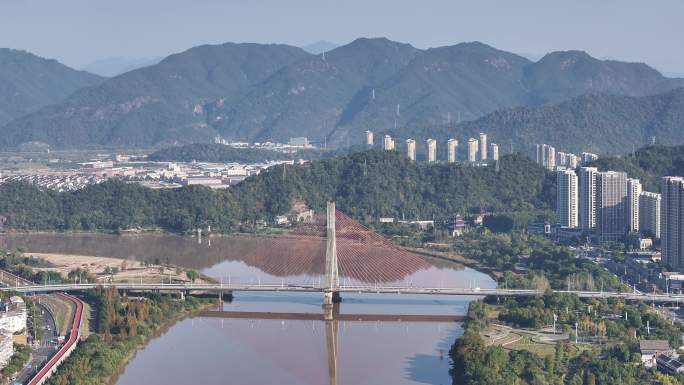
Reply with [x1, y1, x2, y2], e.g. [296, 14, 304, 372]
[0, 232, 495, 385]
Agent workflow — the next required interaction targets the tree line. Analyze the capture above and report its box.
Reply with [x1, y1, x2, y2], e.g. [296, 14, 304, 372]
[45, 289, 213, 385]
[451, 297, 684, 385]
[0, 150, 556, 233]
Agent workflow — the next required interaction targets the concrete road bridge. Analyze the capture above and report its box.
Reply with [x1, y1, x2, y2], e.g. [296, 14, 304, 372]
[2, 282, 682, 303]
[1, 203, 680, 305]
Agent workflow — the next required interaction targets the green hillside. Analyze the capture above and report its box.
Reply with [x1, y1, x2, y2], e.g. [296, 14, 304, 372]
[0, 49, 104, 125]
[1, 38, 682, 149]
[587, 144, 684, 191]
[388, 88, 684, 157]
[0, 150, 555, 233]
[0, 43, 309, 148]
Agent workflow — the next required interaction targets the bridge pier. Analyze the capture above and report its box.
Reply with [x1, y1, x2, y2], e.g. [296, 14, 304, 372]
[323, 291, 341, 306]
[218, 290, 233, 302]
[322, 302, 340, 321]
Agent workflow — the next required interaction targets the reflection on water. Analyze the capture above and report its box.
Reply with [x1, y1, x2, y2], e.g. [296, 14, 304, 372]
[114, 293, 477, 385]
[0, 232, 494, 384]
[0, 233, 487, 288]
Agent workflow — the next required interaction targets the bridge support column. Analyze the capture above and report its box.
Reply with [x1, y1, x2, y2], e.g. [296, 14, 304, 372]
[179, 290, 185, 300]
[324, 201, 340, 306]
[323, 291, 341, 306]
[322, 302, 340, 321]
[218, 290, 233, 302]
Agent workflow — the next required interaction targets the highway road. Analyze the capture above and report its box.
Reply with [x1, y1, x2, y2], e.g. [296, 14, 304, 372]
[13, 301, 59, 385]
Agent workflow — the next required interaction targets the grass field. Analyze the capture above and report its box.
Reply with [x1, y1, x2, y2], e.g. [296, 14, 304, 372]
[504, 336, 557, 357]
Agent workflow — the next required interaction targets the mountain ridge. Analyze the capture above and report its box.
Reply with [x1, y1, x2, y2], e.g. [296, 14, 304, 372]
[1, 38, 682, 149]
[385, 87, 684, 156]
[0, 48, 105, 126]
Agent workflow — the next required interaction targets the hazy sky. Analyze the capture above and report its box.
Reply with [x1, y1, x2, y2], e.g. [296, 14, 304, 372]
[1, 0, 682, 74]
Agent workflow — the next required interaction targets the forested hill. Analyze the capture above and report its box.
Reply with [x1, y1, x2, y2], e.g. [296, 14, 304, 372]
[0, 150, 554, 233]
[0, 43, 310, 148]
[0, 49, 104, 126]
[1, 38, 682, 149]
[586, 144, 684, 191]
[388, 87, 684, 156]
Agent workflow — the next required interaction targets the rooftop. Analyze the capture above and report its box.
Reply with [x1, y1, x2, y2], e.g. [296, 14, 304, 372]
[640, 339, 671, 352]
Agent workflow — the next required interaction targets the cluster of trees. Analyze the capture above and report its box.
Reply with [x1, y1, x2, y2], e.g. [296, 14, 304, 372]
[497, 294, 684, 348]
[46, 289, 212, 385]
[451, 299, 683, 385]
[0, 249, 63, 284]
[26, 298, 45, 340]
[452, 233, 623, 291]
[0, 150, 555, 233]
[0, 344, 31, 379]
[457, 228, 658, 295]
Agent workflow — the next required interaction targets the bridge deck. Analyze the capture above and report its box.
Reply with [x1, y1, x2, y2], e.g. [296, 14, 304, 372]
[2, 283, 682, 303]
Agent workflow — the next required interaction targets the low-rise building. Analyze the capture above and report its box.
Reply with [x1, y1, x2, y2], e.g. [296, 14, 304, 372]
[398, 220, 434, 230]
[657, 354, 684, 374]
[0, 296, 27, 334]
[274, 215, 289, 225]
[640, 340, 672, 368]
[0, 329, 13, 370]
[448, 215, 467, 237]
[527, 221, 551, 236]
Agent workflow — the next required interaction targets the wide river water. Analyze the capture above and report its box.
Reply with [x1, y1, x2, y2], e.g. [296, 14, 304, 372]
[0, 232, 495, 385]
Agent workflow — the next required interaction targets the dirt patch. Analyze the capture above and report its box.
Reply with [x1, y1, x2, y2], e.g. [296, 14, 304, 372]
[27, 252, 205, 284]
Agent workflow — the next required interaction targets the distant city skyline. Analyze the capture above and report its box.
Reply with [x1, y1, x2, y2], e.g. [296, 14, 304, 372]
[1, 0, 683, 75]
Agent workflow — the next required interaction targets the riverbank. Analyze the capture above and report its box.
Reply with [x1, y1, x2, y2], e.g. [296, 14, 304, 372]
[103, 300, 216, 385]
[44, 292, 216, 385]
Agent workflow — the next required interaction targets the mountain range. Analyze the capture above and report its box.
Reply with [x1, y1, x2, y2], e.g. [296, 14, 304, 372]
[388, 87, 684, 156]
[82, 56, 163, 77]
[0, 38, 682, 150]
[0, 48, 104, 126]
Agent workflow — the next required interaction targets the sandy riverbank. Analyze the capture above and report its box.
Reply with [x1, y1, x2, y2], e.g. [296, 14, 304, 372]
[27, 252, 206, 284]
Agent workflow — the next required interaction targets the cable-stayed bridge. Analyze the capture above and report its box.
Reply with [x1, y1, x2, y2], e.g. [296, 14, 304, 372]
[1, 202, 681, 305]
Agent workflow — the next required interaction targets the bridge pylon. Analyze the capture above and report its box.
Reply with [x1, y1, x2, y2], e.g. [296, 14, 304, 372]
[324, 201, 341, 305]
